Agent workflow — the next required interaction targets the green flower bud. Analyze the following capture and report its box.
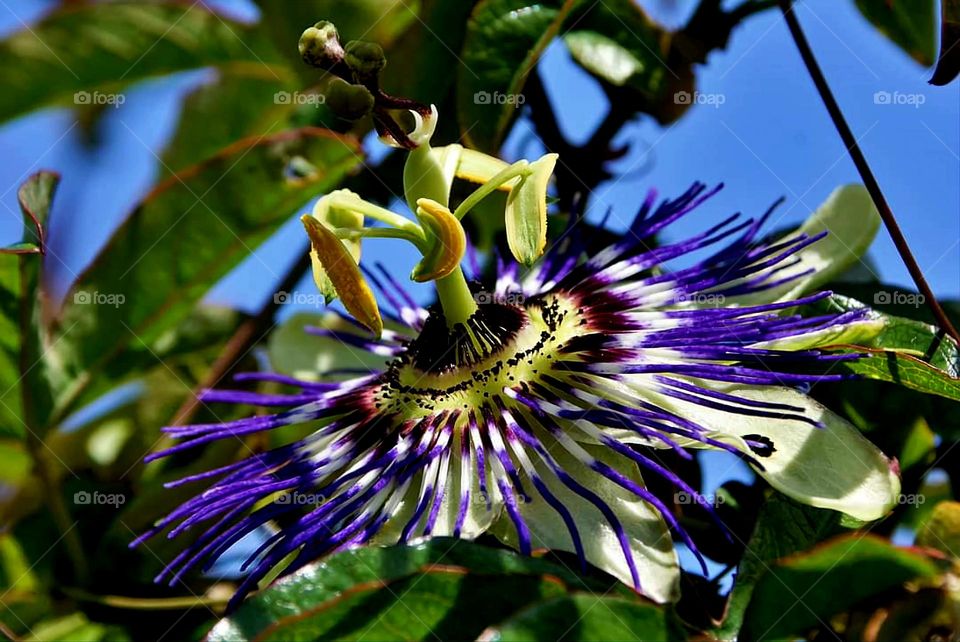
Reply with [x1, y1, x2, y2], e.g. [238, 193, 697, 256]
[299, 21, 344, 69]
[325, 77, 375, 120]
[344, 40, 386, 78]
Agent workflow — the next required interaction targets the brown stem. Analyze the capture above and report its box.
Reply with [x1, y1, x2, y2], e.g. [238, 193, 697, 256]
[779, 0, 960, 345]
[170, 251, 311, 426]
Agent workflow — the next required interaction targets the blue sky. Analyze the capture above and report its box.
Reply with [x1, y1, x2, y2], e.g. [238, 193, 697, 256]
[0, 0, 957, 313]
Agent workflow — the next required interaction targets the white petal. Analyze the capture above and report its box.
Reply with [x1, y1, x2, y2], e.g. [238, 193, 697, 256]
[425, 426, 502, 538]
[489, 440, 680, 603]
[648, 380, 900, 521]
[371, 426, 502, 544]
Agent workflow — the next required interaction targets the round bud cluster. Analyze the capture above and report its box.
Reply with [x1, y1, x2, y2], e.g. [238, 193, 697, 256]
[344, 41, 386, 79]
[299, 22, 390, 122]
[325, 77, 375, 121]
[298, 21, 343, 69]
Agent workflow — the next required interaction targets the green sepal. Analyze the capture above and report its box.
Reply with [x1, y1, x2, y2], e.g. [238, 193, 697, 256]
[505, 153, 558, 266]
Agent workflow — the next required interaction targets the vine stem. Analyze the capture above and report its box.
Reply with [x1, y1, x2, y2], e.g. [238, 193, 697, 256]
[779, 0, 960, 345]
[18, 262, 88, 584]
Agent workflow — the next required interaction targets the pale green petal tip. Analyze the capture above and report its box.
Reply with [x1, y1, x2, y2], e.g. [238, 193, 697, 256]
[752, 393, 901, 522]
[506, 152, 559, 266]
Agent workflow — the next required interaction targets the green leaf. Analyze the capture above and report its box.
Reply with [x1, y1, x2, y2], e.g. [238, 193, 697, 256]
[562, 0, 669, 98]
[383, 0, 477, 105]
[49, 129, 361, 426]
[0, 172, 61, 435]
[899, 416, 937, 471]
[483, 594, 674, 642]
[931, 0, 960, 85]
[11, 171, 56, 249]
[833, 348, 960, 401]
[739, 534, 940, 641]
[0, 3, 282, 123]
[208, 538, 615, 642]
[20, 612, 131, 642]
[812, 293, 960, 401]
[902, 472, 953, 530]
[717, 493, 846, 639]
[0, 532, 51, 635]
[854, 0, 937, 66]
[160, 70, 295, 174]
[457, 0, 577, 152]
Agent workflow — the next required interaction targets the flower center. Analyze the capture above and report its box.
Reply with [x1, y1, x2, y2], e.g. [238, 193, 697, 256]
[371, 292, 584, 418]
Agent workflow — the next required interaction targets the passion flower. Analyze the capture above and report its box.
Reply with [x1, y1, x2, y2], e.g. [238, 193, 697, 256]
[134, 106, 899, 608]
